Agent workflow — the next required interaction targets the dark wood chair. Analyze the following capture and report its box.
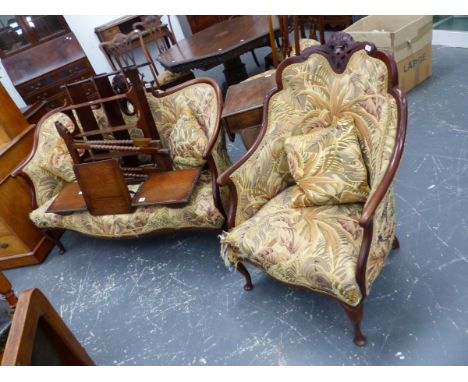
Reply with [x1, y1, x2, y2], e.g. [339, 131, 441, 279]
[1, 271, 94, 365]
[60, 68, 173, 176]
[218, 32, 407, 346]
[99, 16, 195, 90]
[299, 15, 354, 44]
[264, 15, 292, 70]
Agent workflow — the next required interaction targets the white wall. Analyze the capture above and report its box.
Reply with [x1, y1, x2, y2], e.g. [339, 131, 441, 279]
[0, 15, 186, 108]
[0, 60, 26, 108]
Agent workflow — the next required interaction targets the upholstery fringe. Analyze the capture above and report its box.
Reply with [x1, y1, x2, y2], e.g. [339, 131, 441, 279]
[218, 232, 238, 270]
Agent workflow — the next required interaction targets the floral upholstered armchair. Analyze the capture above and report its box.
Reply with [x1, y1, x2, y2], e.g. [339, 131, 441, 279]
[218, 33, 407, 346]
[14, 77, 230, 246]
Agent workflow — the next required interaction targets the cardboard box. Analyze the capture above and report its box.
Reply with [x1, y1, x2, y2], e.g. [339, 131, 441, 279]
[345, 16, 433, 92]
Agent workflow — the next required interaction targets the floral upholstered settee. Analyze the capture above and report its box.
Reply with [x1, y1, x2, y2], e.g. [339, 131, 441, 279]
[218, 33, 407, 346]
[18, 78, 230, 240]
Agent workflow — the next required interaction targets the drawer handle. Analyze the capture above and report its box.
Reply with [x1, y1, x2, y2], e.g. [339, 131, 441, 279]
[0, 242, 9, 249]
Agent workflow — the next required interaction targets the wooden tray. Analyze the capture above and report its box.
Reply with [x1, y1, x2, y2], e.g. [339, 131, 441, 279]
[46, 182, 86, 215]
[46, 168, 201, 215]
[133, 168, 201, 207]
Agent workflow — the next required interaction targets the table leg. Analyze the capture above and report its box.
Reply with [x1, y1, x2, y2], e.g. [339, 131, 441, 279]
[222, 57, 248, 86]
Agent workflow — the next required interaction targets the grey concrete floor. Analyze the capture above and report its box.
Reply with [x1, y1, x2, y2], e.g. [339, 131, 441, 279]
[4, 44, 468, 365]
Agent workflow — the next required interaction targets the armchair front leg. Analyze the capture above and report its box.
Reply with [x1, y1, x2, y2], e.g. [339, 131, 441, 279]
[341, 301, 367, 347]
[236, 262, 253, 291]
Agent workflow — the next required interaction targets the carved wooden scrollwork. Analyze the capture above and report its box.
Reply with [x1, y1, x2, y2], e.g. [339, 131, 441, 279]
[302, 31, 376, 74]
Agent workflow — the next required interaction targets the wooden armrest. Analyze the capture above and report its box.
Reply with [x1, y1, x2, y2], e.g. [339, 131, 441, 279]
[359, 88, 408, 227]
[148, 77, 223, 159]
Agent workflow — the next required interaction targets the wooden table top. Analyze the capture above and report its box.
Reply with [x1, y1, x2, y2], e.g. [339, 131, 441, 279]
[222, 72, 277, 118]
[157, 16, 279, 72]
[133, 168, 201, 207]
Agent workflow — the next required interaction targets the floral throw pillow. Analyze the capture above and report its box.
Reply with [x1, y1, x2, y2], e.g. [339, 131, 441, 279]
[168, 106, 208, 169]
[284, 118, 370, 207]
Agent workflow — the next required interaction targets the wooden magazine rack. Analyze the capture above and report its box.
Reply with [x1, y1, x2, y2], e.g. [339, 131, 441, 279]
[46, 67, 200, 216]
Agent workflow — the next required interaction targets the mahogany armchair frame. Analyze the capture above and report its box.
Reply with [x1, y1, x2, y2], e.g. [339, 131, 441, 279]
[217, 32, 408, 346]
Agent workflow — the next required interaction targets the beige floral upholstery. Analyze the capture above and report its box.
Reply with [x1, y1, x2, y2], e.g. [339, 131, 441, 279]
[221, 48, 400, 300]
[168, 106, 208, 169]
[299, 38, 320, 51]
[23, 81, 230, 237]
[284, 118, 370, 207]
[39, 114, 76, 183]
[221, 187, 364, 306]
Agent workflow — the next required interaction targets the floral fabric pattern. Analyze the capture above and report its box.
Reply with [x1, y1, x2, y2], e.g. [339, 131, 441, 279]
[223, 49, 400, 298]
[284, 118, 370, 207]
[168, 106, 208, 169]
[221, 187, 364, 306]
[147, 83, 231, 213]
[23, 82, 230, 235]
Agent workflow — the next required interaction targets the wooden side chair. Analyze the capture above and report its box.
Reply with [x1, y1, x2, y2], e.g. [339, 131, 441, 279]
[299, 15, 354, 44]
[132, 15, 195, 90]
[1, 271, 94, 365]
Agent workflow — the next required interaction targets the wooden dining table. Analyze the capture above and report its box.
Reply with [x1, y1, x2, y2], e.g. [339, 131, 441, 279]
[157, 16, 279, 87]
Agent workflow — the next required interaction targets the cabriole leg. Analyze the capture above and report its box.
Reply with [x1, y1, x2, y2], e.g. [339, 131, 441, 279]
[342, 302, 367, 347]
[43, 230, 66, 255]
[392, 236, 400, 250]
[236, 262, 253, 291]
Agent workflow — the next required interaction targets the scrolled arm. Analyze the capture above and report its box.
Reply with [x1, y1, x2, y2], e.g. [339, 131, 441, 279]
[355, 87, 407, 299]
[359, 87, 408, 228]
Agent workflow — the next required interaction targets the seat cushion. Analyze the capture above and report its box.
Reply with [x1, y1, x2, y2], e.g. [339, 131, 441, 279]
[30, 172, 224, 238]
[284, 118, 370, 207]
[220, 187, 364, 306]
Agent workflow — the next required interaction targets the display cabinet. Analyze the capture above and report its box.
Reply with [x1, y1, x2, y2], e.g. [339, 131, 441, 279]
[0, 16, 95, 108]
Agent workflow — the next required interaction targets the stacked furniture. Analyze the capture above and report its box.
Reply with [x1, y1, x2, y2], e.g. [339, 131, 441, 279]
[99, 15, 194, 91]
[222, 16, 321, 149]
[14, 71, 231, 243]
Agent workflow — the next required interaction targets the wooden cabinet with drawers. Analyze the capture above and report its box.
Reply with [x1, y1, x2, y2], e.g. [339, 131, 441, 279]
[0, 82, 56, 269]
[185, 16, 232, 34]
[0, 16, 95, 109]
